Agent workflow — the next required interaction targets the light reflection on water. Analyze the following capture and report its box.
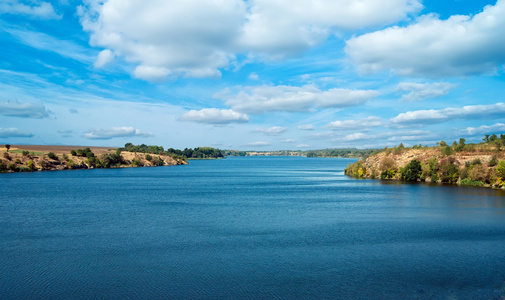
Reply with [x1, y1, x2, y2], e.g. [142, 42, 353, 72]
[1, 156, 505, 299]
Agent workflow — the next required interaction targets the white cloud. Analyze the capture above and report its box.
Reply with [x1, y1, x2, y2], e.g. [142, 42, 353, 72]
[84, 127, 154, 140]
[178, 108, 249, 124]
[94, 49, 115, 68]
[336, 130, 433, 144]
[248, 72, 259, 81]
[343, 132, 367, 141]
[3, 26, 93, 64]
[346, 1, 505, 77]
[296, 144, 310, 148]
[0, 101, 49, 118]
[0, 127, 33, 138]
[390, 102, 505, 126]
[282, 139, 296, 143]
[78, 0, 422, 80]
[0, 0, 61, 19]
[243, 141, 271, 147]
[327, 116, 382, 130]
[218, 84, 379, 114]
[396, 82, 456, 102]
[461, 123, 505, 136]
[239, 0, 422, 59]
[255, 126, 288, 136]
[297, 124, 315, 131]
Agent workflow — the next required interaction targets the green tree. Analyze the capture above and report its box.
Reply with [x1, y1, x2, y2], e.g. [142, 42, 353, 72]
[439, 159, 459, 183]
[497, 161, 505, 181]
[401, 159, 422, 181]
[456, 138, 465, 152]
[27, 160, 35, 171]
[5, 144, 10, 152]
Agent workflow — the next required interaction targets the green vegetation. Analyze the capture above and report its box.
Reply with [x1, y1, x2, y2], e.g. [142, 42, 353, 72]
[346, 133, 505, 189]
[400, 159, 422, 181]
[5, 144, 10, 152]
[305, 148, 376, 158]
[121, 143, 223, 160]
[47, 152, 58, 160]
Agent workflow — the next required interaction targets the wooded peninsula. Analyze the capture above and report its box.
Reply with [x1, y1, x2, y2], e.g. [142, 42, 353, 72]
[0, 143, 225, 172]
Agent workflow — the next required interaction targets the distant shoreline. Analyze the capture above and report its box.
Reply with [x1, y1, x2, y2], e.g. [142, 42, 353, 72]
[1, 145, 186, 173]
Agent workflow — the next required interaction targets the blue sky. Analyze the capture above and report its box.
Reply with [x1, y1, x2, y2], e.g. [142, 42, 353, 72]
[1, 0, 504, 150]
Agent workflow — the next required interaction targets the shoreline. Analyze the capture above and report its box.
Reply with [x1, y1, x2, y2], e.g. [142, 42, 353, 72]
[1, 145, 187, 173]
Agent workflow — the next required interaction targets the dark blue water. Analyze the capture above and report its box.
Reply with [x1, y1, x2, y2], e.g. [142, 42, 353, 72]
[1, 156, 505, 299]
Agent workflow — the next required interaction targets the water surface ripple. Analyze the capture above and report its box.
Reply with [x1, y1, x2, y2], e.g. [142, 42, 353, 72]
[1, 157, 505, 299]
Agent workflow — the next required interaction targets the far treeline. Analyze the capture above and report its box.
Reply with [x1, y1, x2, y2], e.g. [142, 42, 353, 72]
[305, 148, 376, 158]
[224, 149, 375, 158]
[121, 143, 224, 160]
[345, 134, 505, 189]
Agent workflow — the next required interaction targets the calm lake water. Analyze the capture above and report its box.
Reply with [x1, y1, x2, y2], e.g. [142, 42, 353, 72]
[1, 156, 505, 299]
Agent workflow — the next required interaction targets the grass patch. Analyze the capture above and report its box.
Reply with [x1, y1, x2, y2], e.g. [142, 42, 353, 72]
[459, 178, 484, 187]
[9, 150, 45, 155]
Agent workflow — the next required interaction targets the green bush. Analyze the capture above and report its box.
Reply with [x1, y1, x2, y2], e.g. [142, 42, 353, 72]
[497, 160, 505, 181]
[27, 160, 35, 171]
[489, 156, 499, 167]
[401, 159, 422, 181]
[460, 178, 484, 187]
[439, 159, 459, 183]
[145, 154, 152, 161]
[131, 158, 142, 167]
[47, 152, 58, 160]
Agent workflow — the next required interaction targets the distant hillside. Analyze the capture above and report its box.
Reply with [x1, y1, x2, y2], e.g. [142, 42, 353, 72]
[0, 145, 187, 173]
[345, 135, 505, 189]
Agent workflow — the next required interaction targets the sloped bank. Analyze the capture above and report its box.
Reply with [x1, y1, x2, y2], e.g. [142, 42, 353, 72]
[345, 143, 505, 189]
[0, 145, 187, 173]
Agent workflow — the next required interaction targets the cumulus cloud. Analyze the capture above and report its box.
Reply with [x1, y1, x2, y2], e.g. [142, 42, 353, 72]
[461, 123, 505, 136]
[0, 127, 33, 138]
[282, 139, 296, 143]
[84, 127, 154, 140]
[178, 108, 249, 124]
[346, 1, 505, 77]
[94, 49, 115, 68]
[78, 0, 421, 80]
[0, 101, 49, 118]
[396, 82, 456, 102]
[390, 102, 505, 126]
[218, 84, 379, 114]
[297, 124, 315, 131]
[343, 132, 367, 141]
[255, 126, 288, 136]
[0, 0, 60, 19]
[327, 116, 382, 130]
[239, 0, 422, 59]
